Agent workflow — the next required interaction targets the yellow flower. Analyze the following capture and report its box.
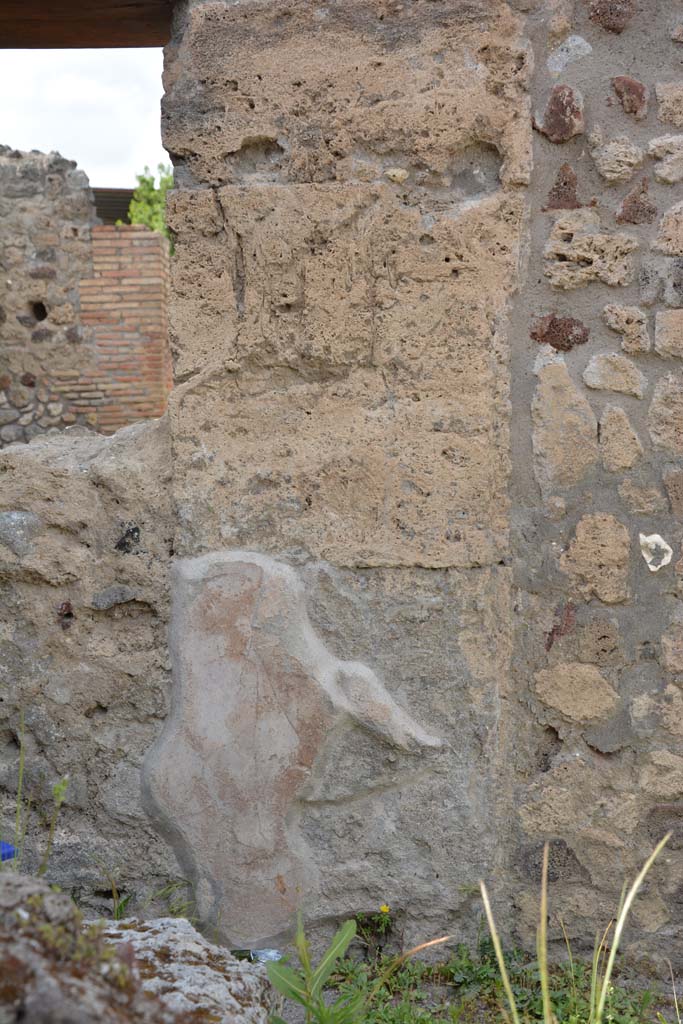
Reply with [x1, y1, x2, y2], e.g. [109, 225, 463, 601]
[379, 904, 390, 915]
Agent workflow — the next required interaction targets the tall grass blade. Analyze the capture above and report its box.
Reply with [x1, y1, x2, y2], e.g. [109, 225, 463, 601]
[537, 843, 553, 1024]
[595, 833, 670, 1024]
[13, 712, 25, 855]
[667, 958, 681, 1024]
[311, 919, 356, 999]
[480, 881, 521, 1024]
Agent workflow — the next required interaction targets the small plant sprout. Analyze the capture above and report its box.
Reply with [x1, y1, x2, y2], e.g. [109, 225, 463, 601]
[480, 833, 671, 1024]
[37, 775, 69, 877]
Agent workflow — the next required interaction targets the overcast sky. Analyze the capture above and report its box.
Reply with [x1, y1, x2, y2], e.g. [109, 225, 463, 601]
[0, 48, 168, 188]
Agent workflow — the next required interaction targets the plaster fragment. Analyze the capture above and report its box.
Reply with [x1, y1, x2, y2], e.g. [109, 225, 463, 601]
[639, 533, 673, 572]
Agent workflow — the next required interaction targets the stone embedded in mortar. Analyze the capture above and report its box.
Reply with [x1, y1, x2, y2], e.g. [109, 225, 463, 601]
[576, 616, 622, 666]
[612, 76, 649, 119]
[616, 178, 657, 225]
[588, 127, 644, 183]
[588, 0, 635, 33]
[530, 314, 589, 350]
[603, 304, 651, 353]
[618, 479, 668, 513]
[583, 353, 646, 397]
[547, 35, 593, 74]
[534, 84, 585, 143]
[656, 203, 683, 256]
[663, 466, 683, 515]
[641, 750, 683, 798]
[639, 533, 673, 572]
[0, 510, 42, 556]
[657, 83, 683, 128]
[559, 513, 630, 603]
[655, 310, 683, 358]
[599, 405, 643, 471]
[534, 662, 618, 722]
[648, 372, 683, 453]
[532, 358, 598, 498]
[544, 163, 584, 210]
[649, 135, 683, 185]
[143, 550, 443, 947]
[661, 617, 683, 673]
[544, 209, 638, 288]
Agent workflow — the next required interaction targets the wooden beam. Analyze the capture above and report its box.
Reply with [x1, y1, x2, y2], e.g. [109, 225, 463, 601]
[0, 0, 174, 48]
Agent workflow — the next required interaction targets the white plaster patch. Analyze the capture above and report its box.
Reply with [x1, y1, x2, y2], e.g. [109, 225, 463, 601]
[547, 35, 592, 74]
[639, 532, 673, 572]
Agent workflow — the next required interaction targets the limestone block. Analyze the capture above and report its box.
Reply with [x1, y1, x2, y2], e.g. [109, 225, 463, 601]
[544, 210, 637, 289]
[655, 201, 683, 255]
[589, 128, 644, 183]
[162, 0, 532, 189]
[534, 662, 618, 722]
[532, 359, 598, 497]
[583, 353, 645, 398]
[663, 466, 683, 514]
[649, 135, 683, 184]
[657, 82, 683, 127]
[599, 406, 643, 471]
[655, 310, 683, 357]
[603, 304, 651, 353]
[618, 480, 668, 513]
[640, 750, 683, 797]
[559, 513, 630, 603]
[648, 372, 683, 453]
[144, 551, 444, 945]
[169, 186, 523, 567]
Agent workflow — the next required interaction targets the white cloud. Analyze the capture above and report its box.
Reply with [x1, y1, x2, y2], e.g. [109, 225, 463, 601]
[0, 48, 168, 187]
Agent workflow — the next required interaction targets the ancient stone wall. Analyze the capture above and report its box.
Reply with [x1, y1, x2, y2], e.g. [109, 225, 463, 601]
[2, 0, 683, 965]
[0, 148, 172, 444]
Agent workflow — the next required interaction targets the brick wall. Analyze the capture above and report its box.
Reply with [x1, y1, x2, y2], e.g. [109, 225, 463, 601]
[53, 224, 172, 434]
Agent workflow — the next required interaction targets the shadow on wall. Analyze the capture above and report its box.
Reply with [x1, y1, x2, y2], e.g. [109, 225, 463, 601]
[0, 146, 173, 448]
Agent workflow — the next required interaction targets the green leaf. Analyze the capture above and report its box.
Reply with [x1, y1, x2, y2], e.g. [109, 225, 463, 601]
[266, 961, 312, 1009]
[295, 910, 313, 982]
[329, 989, 367, 1024]
[311, 919, 357, 999]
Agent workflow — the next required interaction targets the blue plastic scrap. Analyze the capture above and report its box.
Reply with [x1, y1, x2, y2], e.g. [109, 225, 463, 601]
[1, 842, 16, 862]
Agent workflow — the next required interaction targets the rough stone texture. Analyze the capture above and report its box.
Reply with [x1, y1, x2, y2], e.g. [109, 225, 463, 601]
[559, 514, 630, 603]
[588, 128, 644, 182]
[588, 0, 634, 33]
[534, 84, 585, 142]
[0, 419, 178, 910]
[616, 178, 657, 225]
[663, 466, 683, 514]
[544, 210, 638, 288]
[0, 872, 276, 1024]
[657, 82, 683, 128]
[543, 162, 583, 209]
[649, 135, 683, 184]
[101, 918, 279, 1023]
[612, 76, 648, 119]
[532, 358, 598, 497]
[649, 372, 683, 453]
[534, 662, 618, 722]
[655, 201, 683, 256]
[655, 310, 683, 358]
[530, 314, 589, 350]
[599, 405, 643, 471]
[583, 353, 646, 397]
[603, 304, 651, 353]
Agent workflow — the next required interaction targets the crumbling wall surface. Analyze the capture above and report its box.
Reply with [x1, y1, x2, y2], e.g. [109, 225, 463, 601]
[154, 0, 532, 947]
[0, 417, 179, 913]
[0, 146, 96, 443]
[508, 0, 683, 959]
[0, 148, 172, 444]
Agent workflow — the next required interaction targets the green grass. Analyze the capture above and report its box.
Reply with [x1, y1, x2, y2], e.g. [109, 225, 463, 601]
[326, 941, 663, 1024]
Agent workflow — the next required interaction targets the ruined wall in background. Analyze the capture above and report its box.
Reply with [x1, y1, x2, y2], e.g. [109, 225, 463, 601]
[0, 148, 172, 444]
